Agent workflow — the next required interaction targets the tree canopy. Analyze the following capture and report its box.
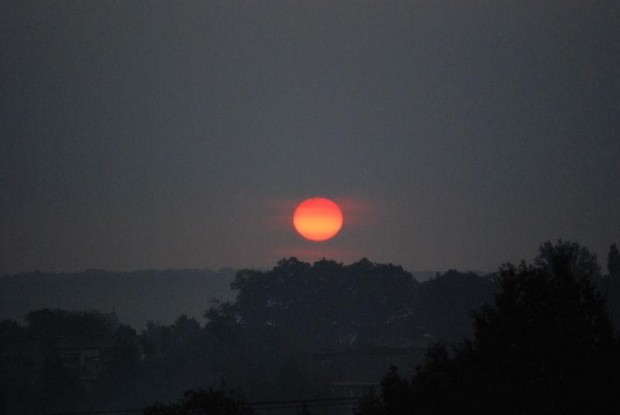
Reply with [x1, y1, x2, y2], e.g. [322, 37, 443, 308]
[227, 258, 421, 349]
[361, 240, 620, 415]
[143, 387, 253, 415]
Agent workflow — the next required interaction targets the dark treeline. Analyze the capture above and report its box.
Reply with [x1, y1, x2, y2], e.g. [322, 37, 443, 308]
[0, 268, 237, 329]
[1, 241, 619, 414]
[359, 241, 620, 415]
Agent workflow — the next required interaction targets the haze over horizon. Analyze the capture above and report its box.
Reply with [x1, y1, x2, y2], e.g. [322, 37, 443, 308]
[2, 1, 618, 275]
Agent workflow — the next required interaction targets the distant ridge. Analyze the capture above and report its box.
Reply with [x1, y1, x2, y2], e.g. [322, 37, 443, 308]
[0, 268, 237, 329]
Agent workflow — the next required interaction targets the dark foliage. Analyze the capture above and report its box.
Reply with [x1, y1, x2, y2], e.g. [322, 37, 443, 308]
[360, 240, 620, 415]
[419, 270, 497, 343]
[4, 242, 619, 415]
[143, 387, 254, 415]
[230, 258, 421, 349]
[609, 244, 620, 278]
[607, 244, 620, 331]
[534, 239, 601, 279]
[26, 308, 113, 340]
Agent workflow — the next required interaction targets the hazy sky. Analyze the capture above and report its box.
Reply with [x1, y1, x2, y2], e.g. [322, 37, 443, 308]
[2, 1, 619, 275]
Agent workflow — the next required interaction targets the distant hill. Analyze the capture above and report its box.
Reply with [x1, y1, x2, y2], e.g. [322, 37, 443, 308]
[0, 268, 236, 329]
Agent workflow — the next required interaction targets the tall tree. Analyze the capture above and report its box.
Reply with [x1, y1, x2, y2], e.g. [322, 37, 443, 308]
[606, 243, 620, 332]
[360, 241, 620, 415]
[534, 239, 601, 279]
[609, 243, 620, 278]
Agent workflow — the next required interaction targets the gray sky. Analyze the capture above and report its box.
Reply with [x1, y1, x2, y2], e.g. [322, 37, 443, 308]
[1, 1, 619, 274]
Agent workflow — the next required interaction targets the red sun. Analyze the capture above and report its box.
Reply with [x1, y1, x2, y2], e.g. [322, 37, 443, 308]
[293, 197, 344, 242]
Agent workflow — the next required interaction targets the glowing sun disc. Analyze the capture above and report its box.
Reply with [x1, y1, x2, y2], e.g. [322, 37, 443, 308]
[293, 197, 343, 242]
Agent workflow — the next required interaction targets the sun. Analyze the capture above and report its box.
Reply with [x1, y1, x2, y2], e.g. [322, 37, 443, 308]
[293, 197, 343, 242]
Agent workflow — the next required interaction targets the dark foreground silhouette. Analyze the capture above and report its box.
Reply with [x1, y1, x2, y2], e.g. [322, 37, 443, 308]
[144, 387, 253, 415]
[358, 241, 620, 415]
[1, 241, 619, 415]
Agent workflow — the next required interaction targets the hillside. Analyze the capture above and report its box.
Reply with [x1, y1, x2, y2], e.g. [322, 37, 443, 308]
[0, 268, 236, 329]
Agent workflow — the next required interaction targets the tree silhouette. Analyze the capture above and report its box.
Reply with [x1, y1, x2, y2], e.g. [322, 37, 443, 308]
[97, 324, 147, 408]
[419, 270, 497, 343]
[606, 243, 620, 332]
[608, 244, 620, 278]
[469, 262, 617, 414]
[143, 387, 254, 415]
[37, 347, 84, 413]
[230, 258, 420, 349]
[534, 239, 601, 279]
[25, 308, 112, 340]
[360, 241, 620, 415]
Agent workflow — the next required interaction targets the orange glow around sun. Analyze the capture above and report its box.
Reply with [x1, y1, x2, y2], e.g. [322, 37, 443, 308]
[293, 197, 343, 242]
